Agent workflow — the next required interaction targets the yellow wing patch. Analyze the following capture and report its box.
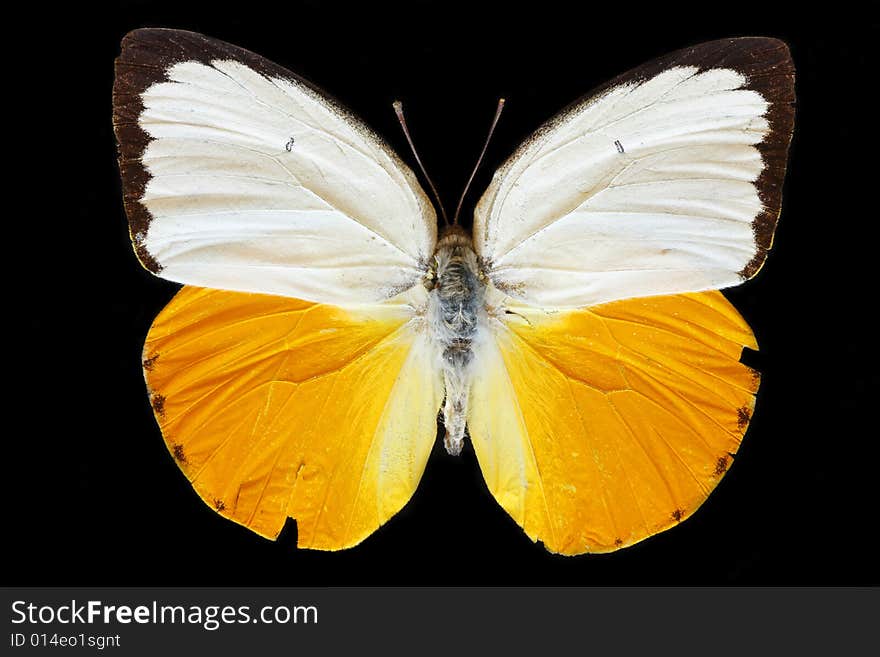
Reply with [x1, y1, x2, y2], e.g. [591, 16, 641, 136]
[143, 286, 443, 550]
[468, 291, 760, 555]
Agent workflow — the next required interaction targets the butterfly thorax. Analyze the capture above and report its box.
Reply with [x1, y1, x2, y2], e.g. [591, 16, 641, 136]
[426, 227, 487, 455]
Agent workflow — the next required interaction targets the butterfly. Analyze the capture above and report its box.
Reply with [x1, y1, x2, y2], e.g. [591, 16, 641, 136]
[113, 29, 794, 554]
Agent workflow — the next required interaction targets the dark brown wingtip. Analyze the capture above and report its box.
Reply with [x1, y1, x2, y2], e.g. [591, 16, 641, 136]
[113, 31, 162, 274]
[692, 38, 795, 284]
[739, 38, 796, 280]
[112, 29, 297, 277]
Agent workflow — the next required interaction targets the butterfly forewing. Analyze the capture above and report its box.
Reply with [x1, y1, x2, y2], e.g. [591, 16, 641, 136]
[474, 38, 794, 308]
[113, 28, 436, 305]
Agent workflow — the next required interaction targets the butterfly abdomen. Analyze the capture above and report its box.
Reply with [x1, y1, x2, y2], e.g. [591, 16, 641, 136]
[427, 228, 487, 455]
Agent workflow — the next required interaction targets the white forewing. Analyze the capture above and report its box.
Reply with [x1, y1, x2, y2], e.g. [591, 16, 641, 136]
[115, 31, 436, 305]
[474, 44, 793, 309]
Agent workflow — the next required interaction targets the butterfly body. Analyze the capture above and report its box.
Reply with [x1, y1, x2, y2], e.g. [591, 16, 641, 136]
[425, 227, 489, 454]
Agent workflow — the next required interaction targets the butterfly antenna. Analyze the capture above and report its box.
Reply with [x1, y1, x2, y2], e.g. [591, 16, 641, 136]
[393, 100, 449, 225]
[452, 98, 506, 226]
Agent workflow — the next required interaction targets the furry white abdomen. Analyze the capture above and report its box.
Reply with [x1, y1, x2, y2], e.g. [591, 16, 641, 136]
[426, 229, 488, 455]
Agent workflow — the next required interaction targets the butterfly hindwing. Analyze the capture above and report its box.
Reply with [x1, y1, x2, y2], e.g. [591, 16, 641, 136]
[474, 38, 794, 308]
[143, 286, 443, 549]
[114, 28, 436, 305]
[468, 291, 759, 554]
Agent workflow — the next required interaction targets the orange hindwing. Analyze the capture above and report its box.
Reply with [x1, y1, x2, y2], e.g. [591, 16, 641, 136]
[468, 291, 760, 554]
[143, 286, 443, 550]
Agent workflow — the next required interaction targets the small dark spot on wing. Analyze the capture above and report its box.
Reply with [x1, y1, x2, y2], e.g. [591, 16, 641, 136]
[714, 455, 729, 475]
[614, 139, 625, 154]
[143, 353, 159, 371]
[213, 498, 226, 511]
[614, 537, 623, 547]
[750, 368, 761, 387]
[151, 393, 166, 418]
[671, 509, 684, 523]
[737, 406, 752, 430]
[285, 136, 295, 152]
[172, 443, 187, 464]
[494, 278, 526, 296]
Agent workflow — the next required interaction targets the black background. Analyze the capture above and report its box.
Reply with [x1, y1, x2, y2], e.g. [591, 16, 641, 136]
[10, 1, 877, 585]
